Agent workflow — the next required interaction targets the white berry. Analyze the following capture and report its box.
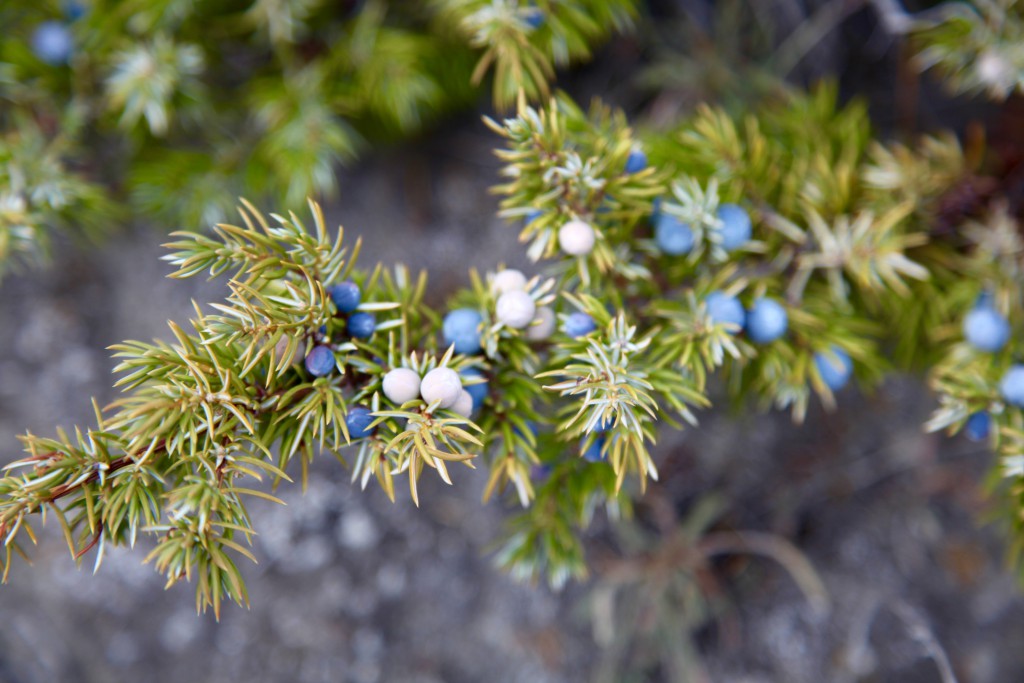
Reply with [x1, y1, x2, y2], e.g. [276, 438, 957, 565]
[491, 269, 528, 295]
[496, 290, 537, 329]
[452, 390, 474, 418]
[526, 306, 556, 340]
[382, 367, 421, 404]
[558, 219, 595, 256]
[420, 367, 462, 409]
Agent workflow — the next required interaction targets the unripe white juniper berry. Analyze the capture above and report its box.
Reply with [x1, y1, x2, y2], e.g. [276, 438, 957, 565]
[558, 219, 596, 256]
[452, 390, 474, 417]
[496, 290, 536, 329]
[491, 269, 528, 295]
[382, 367, 421, 404]
[526, 305, 556, 340]
[420, 367, 462, 408]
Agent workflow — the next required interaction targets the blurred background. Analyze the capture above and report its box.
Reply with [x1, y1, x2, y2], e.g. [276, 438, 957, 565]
[2, 0, 1024, 681]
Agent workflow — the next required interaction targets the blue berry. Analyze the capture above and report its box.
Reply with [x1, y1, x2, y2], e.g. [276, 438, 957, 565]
[525, 209, 542, 224]
[716, 204, 752, 251]
[63, 0, 87, 20]
[654, 213, 694, 255]
[964, 411, 991, 442]
[564, 312, 597, 338]
[814, 346, 853, 391]
[624, 149, 647, 174]
[651, 197, 663, 220]
[582, 435, 606, 462]
[963, 306, 1010, 352]
[345, 406, 376, 439]
[304, 345, 335, 377]
[443, 308, 483, 355]
[460, 368, 489, 410]
[746, 298, 788, 344]
[32, 22, 73, 65]
[705, 291, 745, 332]
[1000, 365, 1024, 406]
[329, 281, 361, 313]
[593, 415, 613, 433]
[523, 2, 544, 28]
[347, 312, 376, 338]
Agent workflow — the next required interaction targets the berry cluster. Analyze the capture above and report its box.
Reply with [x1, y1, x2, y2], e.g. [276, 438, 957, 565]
[960, 294, 1021, 439]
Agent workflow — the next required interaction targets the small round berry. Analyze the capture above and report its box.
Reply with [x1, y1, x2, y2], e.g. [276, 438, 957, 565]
[963, 307, 1010, 353]
[654, 213, 694, 255]
[442, 308, 483, 355]
[329, 281, 361, 313]
[526, 306, 557, 341]
[382, 368, 421, 404]
[32, 22, 73, 65]
[460, 368, 489, 410]
[304, 345, 335, 377]
[525, 209, 543, 224]
[420, 367, 462, 409]
[1000, 365, 1024, 407]
[63, 0, 87, 21]
[491, 269, 528, 295]
[523, 3, 544, 28]
[558, 219, 596, 256]
[814, 346, 853, 391]
[582, 435, 606, 462]
[564, 312, 597, 338]
[716, 204, 752, 251]
[964, 411, 991, 442]
[496, 290, 537, 329]
[746, 298, 788, 344]
[593, 415, 614, 433]
[624, 148, 647, 174]
[347, 312, 376, 338]
[705, 291, 745, 332]
[451, 390, 474, 418]
[345, 407, 376, 439]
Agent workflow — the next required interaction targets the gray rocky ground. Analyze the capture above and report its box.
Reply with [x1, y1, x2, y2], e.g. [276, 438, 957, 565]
[1, 113, 1023, 683]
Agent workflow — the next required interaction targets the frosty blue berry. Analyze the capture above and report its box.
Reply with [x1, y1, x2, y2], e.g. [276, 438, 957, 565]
[347, 312, 376, 339]
[564, 312, 597, 338]
[329, 281, 361, 313]
[304, 345, 335, 377]
[443, 308, 483, 355]
[31, 22, 73, 65]
[582, 435, 606, 462]
[704, 291, 745, 332]
[654, 213, 694, 255]
[345, 407, 376, 439]
[963, 305, 1010, 352]
[624, 148, 647, 174]
[1000, 365, 1024, 407]
[715, 204, 752, 252]
[814, 346, 853, 391]
[964, 411, 991, 442]
[746, 298, 788, 343]
[460, 368, 489, 410]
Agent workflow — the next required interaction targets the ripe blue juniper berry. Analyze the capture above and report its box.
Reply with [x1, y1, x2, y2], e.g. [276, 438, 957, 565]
[329, 281, 361, 313]
[347, 311, 376, 339]
[964, 411, 991, 442]
[443, 308, 484, 354]
[563, 312, 597, 338]
[963, 304, 1010, 352]
[654, 212, 694, 255]
[345, 407, 376, 439]
[1001, 366, 1024, 407]
[745, 298, 788, 343]
[814, 346, 853, 391]
[304, 345, 335, 377]
[582, 434, 606, 462]
[460, 368, 489, 410]
[704, 291, 745, 332]
[31, 21, 73, 65]
[624, 148, 647, 174]
[715, 204, 752, 251]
